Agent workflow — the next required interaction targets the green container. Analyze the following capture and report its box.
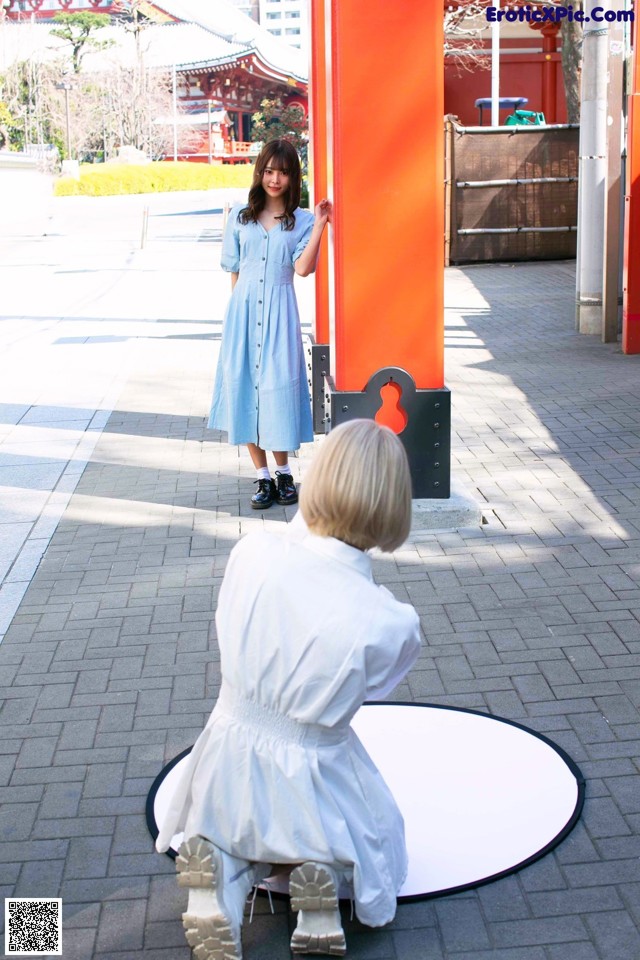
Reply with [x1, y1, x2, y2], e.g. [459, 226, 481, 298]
[505, 109, 546, 126]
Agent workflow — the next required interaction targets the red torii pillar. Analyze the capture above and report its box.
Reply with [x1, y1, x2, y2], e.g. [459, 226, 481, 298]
[622, 18, 640, 354]
[308, 0, 331, 431]
[310, 0, 448, 498]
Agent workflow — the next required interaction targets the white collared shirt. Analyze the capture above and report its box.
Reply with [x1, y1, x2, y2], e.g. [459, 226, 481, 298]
[217, 526, 421, 723]
[157, 525, 421, 927]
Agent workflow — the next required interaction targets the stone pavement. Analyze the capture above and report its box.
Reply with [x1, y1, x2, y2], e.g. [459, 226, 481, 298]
[1, 193, 639, 960]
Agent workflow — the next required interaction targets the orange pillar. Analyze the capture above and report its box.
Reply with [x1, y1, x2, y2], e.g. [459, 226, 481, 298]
[320, 0, 447, 497]
[307, 0, 331, 433]
[622, 20, 640, 354]
[328, 1, 443, 392]
[309, 0, 329, 346]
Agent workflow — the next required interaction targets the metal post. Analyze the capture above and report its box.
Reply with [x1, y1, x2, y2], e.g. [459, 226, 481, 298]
[207, 100, 213, 164]
[140, 204, 149, 249]
[575, 0, 612, 335]
[172, 63, 178, 162]
[55, 80, 73, 159]
[64, 86, 71, 159]
[491, 0, 500, 126]
[602, 17, 624, 343]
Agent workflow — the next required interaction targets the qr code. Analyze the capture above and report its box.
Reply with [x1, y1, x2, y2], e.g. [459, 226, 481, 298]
[4, 899, 62, 956]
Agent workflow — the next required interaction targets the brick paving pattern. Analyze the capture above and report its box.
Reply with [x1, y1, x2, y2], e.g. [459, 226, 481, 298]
[1, 204, 639, 958]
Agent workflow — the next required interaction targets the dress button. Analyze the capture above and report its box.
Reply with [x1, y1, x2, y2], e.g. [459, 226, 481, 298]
[259, 279, 263, 283]
[255, 364, 259, 369]
[258, 300, 262, 304]
[258, 322, 261, 326]
[262, 257, 266, 261]
[257, 343, 261, 347]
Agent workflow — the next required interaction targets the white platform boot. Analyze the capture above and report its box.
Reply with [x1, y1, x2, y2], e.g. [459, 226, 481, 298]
[176, 836, 270, 960]
[289, 861, 347, 956]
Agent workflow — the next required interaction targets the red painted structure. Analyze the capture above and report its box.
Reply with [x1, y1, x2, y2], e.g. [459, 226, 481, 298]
[444, 2, 567, 124]
[309, 0, 329, 345]
[310, 0, 447, 497]
[2, 0, 114, 14]
[326, 1, 444, 393]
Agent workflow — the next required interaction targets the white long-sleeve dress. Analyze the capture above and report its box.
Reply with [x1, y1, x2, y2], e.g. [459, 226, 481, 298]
[156, 528, 421, 927]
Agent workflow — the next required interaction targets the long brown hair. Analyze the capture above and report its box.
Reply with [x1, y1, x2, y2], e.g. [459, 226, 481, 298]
[239, 139, 301, 231]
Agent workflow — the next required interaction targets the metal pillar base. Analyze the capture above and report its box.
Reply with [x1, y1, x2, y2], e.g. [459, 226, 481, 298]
[311, 342, 331, 434]
[325, 367, 450, 499]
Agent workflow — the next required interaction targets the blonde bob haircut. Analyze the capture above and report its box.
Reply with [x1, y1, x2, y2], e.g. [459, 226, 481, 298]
[299, 419, 412, 553]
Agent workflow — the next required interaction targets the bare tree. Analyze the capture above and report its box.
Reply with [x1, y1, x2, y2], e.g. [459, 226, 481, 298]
[100, 65, 198, 159]
[446, 1, 583, 118]
[444, 2, 492, 73]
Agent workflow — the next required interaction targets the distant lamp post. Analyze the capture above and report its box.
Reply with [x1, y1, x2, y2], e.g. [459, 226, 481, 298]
[207, 100, 213, 165]
[55, 80, 73, 159]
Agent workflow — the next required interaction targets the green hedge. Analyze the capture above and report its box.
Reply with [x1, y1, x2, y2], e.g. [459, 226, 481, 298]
[55, 162, 254, 197]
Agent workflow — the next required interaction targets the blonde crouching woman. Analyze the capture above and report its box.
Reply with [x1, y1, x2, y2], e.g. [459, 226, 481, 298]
[156, 419, 421, 958]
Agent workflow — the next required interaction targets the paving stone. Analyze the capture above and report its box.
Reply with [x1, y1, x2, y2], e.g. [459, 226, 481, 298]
[527, 887, 624, 916]
[82, 763, 126, 799]
[2, 224, 640, 960]
[65, 835, 113, 880]
[32, 816, 115, 840]
[391, 927, 444, 958]
[451, 950, 547, 960]
[57, 927, 98, 960]
[61, 876, 150, 904]
[0, 802, 39, 842]
[546, 941, 601, 960]
[95, 898, 147, 952]
[434, 898, 491, 951]
[585, 909, 640, 960]
[15, 857, 66, 898]
[111, 814, 153, 855]
[145, 920, 194, 950]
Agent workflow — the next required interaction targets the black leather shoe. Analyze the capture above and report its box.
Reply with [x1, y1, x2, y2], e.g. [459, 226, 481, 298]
[274, 471, 298, 506]
[251, 478, 276, 509]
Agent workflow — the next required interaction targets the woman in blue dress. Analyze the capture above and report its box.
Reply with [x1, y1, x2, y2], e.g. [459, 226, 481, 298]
[209, 139, 332, 509]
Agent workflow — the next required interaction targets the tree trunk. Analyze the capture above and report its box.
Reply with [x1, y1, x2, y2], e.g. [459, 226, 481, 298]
[561, 17, 583, 123]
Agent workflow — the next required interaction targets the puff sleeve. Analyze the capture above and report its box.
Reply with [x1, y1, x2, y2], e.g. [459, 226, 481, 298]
[292, 211, 315, 264]
[363, 598, 421, 701]
[220, 205, 241, 273]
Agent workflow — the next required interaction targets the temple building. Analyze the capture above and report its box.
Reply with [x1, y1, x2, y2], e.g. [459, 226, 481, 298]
[2, 0, 574, 144]
[1, 0, 308, 159]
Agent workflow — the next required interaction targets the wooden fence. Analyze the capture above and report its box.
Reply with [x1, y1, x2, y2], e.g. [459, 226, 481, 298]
[445, 118, 579, 265]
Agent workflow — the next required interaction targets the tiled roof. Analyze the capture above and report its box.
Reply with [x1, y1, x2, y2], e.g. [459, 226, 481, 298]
[139, 22, 247, 68]
[0, 18, 306, 82]
[147, 0, 307, 79]
[0, 20, 243, 71]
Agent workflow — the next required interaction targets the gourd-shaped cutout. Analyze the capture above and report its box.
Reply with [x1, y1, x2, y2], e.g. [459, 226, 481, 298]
[374, 380, 408, 434]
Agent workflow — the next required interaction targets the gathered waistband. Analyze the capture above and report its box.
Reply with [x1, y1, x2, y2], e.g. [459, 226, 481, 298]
[215, 687, 348, 748]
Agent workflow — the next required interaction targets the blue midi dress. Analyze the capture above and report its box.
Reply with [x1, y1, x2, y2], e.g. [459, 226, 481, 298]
[208, 203, 315, 450]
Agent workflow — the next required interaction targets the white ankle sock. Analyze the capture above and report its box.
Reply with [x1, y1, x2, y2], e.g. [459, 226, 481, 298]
[256, 467, 271, 481]
[276, 464, 292, 476]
